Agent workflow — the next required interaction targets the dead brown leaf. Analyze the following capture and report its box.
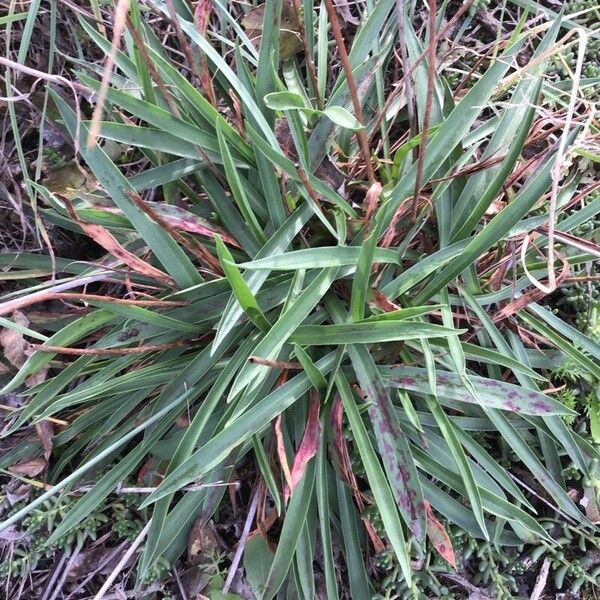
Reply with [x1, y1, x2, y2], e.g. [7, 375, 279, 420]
[0, 310, 30, 368]
[582, 486, 600, 523]
[26, 365, 49, 388]
[62, 199, 175, 286]
[35, 421, 54, 461]
[188, 519, 220, 567]
[8, 457, 46, 477]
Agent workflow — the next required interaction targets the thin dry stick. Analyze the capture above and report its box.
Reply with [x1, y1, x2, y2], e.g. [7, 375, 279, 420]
[77, 481, 235, 494]
[296, 164, 324, 207]
[323, 0, 376, 184]
[0, 273, 112, 317]
[126, 190, 222, 274]
[289, 0, 322, 109]
[0, 56, 84, 152]
[249, 356, 302, 369]
[565, 275, 600, 283]
[0, 404, 68, 426]
[222, 490, 259, 593]
[411, 0, 437, 220]
[125, 14, 225, 185]
[63, 539, 130, 600]
[370, 0, 477, 138]
[48, 293, 188, 306]
[46, 541, 84, 600]
[125, 16, 181, 117]
[87, 0, 131, 148]
[542, 28, 588, 294]
[165, 0, 205, 89]
[193, 0, 218, 108]
[40, 552, 69, 600]
[395, 0, 417, 157]
[29, 340, 202, 355]
[93, 520, 152, 600]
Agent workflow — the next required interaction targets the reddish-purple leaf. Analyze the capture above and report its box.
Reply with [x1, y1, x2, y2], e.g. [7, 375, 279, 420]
[101, 202, 241, 248]
[424, 500, 457, 569]
[329, 397, 346, 475]
[285, 391, 321, 502]
[274, 414, 292, 493]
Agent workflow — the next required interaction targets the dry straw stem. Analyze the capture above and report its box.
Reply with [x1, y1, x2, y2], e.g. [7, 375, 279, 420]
[0, 404, 68, 426]
[524, 27, 589, 294]
[87, 0, 131, 148]
[0, 56, 84, 151]
[30, 339, 202, 355]
[0, 274, 113, 317]
[412, 0, 437, 220]
[289, 0, 322, 109]
[323, 0, 376, 183]
[92, 520, 152, 600]
[370, 0, 477, 138]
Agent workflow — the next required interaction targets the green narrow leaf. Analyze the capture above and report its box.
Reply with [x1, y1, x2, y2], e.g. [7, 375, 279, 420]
[264, 91, 307, 110]
[239, 246, 398, 270]
[350, 231, 378, 322]
[142, 353, 338, 505]
[229, 267, 338, 399]
[335, 372, 413, 584]
[425, 395, 487, 539]
[322, 106, 364, 130]
[215, 118, 267, 244]
[260, 464, 315, 600]
[215, 235, 271, 332]
[291, 321, 461, 345]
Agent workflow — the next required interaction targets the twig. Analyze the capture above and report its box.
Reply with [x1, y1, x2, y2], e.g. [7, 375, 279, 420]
[193, 0, 218, 107]
[289, 0, 322, 109]
[395, 0, 417, 158]
[40, 551, 69, 600]
[0, 56, 84, 152]
[507, 471, 577, 525]
[2, 291, 187, 311]
[29, 339, 202, 355]
[222, 490, 259, 594]
[0, 404, 68, 426]
[0, 273, 112, 317]
[64, 539, 131, 600]
[530, 558, 551, 600]
[565, 275, 600, 283]
[87, 0, 131, 148]
[47, 293, 188, 306]
[323, 0, 376, 183]
[370, 0, 477, 138]
[249, 356, 302, 369]
[126, 190, 222, 274]
[411, 0, 437, 220]
[165, 0, 205, 97]
[93, 520, 152, 600]
[47, 541, 84, 600]
[173, 567, 189, 600]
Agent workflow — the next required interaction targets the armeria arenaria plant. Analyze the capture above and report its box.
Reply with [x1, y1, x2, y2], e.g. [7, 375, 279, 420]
[1, 0, 599, 596]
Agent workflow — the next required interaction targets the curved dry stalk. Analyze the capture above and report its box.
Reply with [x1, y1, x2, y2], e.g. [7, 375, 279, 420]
[87, 0, 131, 148]
[527, 27, 588, 294]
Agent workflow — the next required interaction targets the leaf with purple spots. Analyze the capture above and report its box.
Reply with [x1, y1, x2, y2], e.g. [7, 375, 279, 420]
[381, 367, 575, 416]
[348, 346, 426, 543]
